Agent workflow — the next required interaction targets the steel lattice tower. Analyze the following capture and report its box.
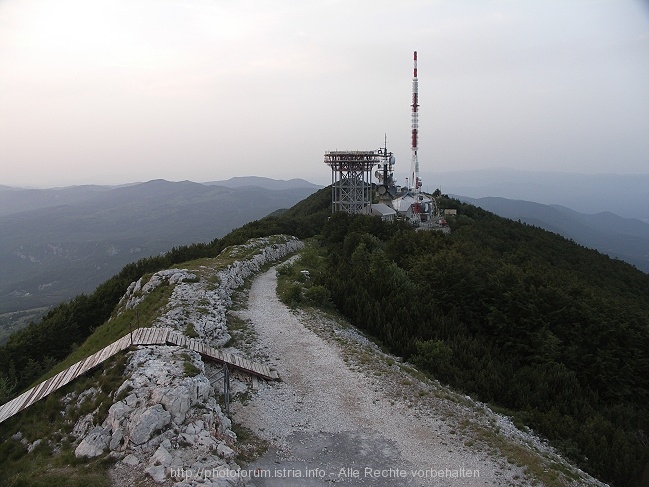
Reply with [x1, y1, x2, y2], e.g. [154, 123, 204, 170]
[324, 151, 379, 214]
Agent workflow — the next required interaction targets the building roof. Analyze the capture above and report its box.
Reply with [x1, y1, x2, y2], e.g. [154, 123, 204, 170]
[392, 194, 415, 213]
[363, 203, 397, 217]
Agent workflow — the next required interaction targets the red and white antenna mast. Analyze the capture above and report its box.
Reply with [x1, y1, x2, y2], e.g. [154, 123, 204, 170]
[410, 51, 421, 193]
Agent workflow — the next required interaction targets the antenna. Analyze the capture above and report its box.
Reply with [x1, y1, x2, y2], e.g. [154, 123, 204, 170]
[411, 51, 420, 193]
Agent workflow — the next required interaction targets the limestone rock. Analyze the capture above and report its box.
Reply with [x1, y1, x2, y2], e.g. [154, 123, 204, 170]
[107, 401, 132, 432]
[217, 414, 232, 437]
[75, 426, 110, 457]
[72, 412, 95, 438]
[84, 237, 301, 483]
[157, 385, 191, 423]
[109, 428, 125, 451]
[122, 453, 140, 466]
[27, 439, 42, 453]
[145, 464, 166, 483]
[124, 393, 138, 408]
[216, 442, 236, 461]
[129, 404, 171, 445]
[150, 445, 173, 467]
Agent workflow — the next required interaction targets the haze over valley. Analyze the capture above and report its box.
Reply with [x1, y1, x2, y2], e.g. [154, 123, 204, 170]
[0, 178, 320, 341]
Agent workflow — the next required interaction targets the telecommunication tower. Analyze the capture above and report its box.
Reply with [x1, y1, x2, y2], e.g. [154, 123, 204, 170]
[410, 51, 421, 193]
[324, 151, 379, 214]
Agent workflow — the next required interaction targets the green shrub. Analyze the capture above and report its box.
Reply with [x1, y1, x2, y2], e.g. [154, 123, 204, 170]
[304, 285, 333, 308]
[276, 262, 295, 277]
[185, 323, 199, 338]
[411, 340, 454, 380]
[183, 360, 200, 377]
[280, 284, 302, 308]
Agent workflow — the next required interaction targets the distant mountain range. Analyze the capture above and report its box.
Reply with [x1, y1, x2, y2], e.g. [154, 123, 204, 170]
[420, 169, 649, 222]
[205, 176, 321, 190]
[0, 177, 321, 217]
[0, 178, 321, 322]
[2, 172, 647, 341]
[456, 195, 649, 273]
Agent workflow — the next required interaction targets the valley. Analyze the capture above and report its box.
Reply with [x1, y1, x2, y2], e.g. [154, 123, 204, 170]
[0, 179, 320, 320]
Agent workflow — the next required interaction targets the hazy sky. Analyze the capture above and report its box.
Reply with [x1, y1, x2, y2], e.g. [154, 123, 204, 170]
[1, 0, 648, 188]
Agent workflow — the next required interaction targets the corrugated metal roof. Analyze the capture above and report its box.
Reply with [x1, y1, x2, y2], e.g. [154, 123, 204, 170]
[363, 203, 397, 217]
[0, 327, 278, 424]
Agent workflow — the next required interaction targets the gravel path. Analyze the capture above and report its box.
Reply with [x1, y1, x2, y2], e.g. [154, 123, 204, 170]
[231, 266, 530, 486]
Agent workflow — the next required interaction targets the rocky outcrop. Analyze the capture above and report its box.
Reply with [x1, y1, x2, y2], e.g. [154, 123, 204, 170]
[77, 345, 239, 483]
[119, 268, 198, 312]
[75, 426, 111, 457]
[72, 236, 303, 486]
[117, 235, 304, 348]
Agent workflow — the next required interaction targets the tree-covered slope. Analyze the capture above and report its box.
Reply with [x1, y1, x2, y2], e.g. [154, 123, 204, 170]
[456, 195, 649, 272]
[316, 199, 649, 487]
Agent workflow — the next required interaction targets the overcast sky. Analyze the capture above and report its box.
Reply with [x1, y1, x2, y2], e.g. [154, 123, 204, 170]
[1, 0, 648, 188]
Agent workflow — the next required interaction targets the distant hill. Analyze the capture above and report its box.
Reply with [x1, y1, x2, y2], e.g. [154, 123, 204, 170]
[0, 179, 319, 318]
[205, 176, 322, 190]
[0, 184, 114, 217]
[420, 169, 649, 222]
[456, 195, 649, 273]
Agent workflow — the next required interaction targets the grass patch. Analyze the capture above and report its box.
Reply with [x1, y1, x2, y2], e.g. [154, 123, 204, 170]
[469, 423, 579, 487]
[397, 363, 428, 382]
[185, 323, 199, 338]
[33, 282, 173, 385]
[183, 361, 201, 377]
[180, 353, 201, 377]
[226, 313, 248, 332]
[230, 423, 269, 465]
[228, 289, 247, 311]
[224, 312, 251, 348]
[0, 444, 113, 487]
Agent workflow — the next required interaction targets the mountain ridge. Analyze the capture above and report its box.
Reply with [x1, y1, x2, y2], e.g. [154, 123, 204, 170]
[456, 195, 649, 272]
[423, 169, 649, 221]
[204, 176, 322, 190]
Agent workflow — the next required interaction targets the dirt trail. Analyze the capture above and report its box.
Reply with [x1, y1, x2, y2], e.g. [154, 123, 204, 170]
[231, 266, 535, 486]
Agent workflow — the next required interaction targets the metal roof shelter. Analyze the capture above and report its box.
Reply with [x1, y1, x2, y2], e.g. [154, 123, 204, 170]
[362, 202, 396, 221]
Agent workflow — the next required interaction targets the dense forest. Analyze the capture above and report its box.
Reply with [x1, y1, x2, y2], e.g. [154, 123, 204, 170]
[316, 201, 649, 487]
[1, 187, 648, 486]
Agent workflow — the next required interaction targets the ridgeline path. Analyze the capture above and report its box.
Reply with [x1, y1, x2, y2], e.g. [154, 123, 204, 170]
[231, 266, 544, 487]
